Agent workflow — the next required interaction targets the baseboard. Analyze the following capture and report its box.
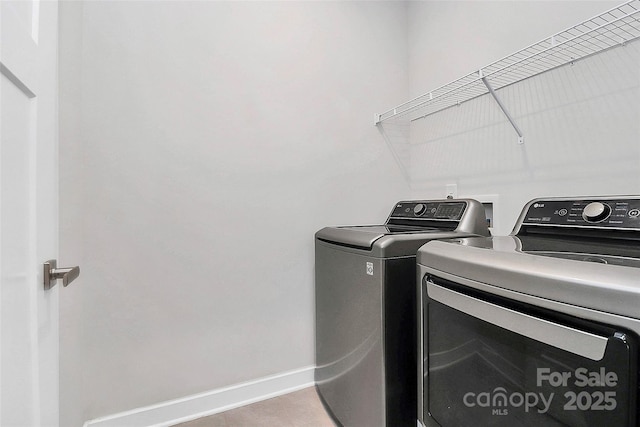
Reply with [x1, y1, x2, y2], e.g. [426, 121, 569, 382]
[83, 366, 315, 427]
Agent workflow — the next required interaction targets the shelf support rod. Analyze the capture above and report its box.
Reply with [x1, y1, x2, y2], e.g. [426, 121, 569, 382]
[480, 71, 525, 144]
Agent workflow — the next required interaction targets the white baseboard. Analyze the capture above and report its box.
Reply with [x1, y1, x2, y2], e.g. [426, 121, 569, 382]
[83, 366, 315, 427]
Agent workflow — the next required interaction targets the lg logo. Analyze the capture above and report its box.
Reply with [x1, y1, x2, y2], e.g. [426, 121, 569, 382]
[366, 262, 374, 276]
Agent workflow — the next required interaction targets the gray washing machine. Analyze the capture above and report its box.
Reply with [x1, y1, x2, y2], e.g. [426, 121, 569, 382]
[315, 199, 490, 427]
[418, 196, 640, 427]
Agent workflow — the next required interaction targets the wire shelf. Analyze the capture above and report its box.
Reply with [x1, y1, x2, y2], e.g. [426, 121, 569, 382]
[375, 0, 640, 125]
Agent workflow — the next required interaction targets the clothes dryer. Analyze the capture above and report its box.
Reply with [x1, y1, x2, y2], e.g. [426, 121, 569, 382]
[418, 196, 640, 427]
[316, 199, 489, 427]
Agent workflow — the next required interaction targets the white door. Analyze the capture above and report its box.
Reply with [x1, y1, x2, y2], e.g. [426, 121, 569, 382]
[1, 1, 60, 426]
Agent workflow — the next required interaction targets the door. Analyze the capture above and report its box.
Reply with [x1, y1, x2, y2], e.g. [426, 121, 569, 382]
[423, 275, 637, 427]
[1, 1, 60, 426]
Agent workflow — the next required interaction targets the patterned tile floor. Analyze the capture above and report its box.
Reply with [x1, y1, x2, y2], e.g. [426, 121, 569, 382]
[173, 386, 336, 427]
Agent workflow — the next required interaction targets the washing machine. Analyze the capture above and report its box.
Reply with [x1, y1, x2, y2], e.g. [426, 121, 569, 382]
[418, 196, 640, 427]
[315, 199, 490, 427]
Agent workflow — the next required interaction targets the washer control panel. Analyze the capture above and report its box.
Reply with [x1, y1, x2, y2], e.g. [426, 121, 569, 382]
[390, 201, 467, 221]
[522, 198, 640, 229]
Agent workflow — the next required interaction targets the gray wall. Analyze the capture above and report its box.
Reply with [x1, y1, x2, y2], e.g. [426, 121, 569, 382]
[58, 1, 409, 425]
[403, 1, 640, 234]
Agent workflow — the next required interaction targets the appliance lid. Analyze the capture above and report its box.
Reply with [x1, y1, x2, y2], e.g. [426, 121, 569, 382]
[518, 235, 640, 267]
[316, 224, 444, 250]
[314, 198, 490, 255]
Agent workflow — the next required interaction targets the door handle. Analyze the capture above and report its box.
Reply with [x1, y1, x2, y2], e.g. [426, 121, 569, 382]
[44, 260, 80, 290]
[426, 280, 608, 361]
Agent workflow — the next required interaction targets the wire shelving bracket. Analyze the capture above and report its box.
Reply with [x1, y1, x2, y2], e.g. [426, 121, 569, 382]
[375, 0, 640, 144]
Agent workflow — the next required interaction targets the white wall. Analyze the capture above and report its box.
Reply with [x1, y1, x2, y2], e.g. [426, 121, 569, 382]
[58, 1, 410, 425]
[403, 1, 640, 234]
[59, 1, 640, 425]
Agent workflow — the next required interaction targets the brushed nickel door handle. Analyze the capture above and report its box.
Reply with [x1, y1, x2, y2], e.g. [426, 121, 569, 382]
[44, 260, 80, 290]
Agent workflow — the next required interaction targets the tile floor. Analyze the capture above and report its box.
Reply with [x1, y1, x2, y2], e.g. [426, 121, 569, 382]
[173, 386, 337, 427]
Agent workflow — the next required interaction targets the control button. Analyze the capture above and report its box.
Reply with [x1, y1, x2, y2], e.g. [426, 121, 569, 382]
[557, 208, 568, 217]
[582, 202, 612, 223]
[413, 203, 427, 216]
[629, 209, 640, 218]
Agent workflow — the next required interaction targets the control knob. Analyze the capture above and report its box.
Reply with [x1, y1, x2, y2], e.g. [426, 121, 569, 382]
[582, 202, 611, 223]
[413, 203, 427, 216]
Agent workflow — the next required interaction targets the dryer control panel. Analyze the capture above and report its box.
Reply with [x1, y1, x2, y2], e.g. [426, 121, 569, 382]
[390, 201, 467, 221]
[521, 198, 640, 230]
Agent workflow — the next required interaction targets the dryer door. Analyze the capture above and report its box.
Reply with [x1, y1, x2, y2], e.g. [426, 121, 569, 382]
[422, 274, 638, 427]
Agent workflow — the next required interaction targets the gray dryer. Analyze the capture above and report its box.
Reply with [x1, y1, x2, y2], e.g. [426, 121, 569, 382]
[418, 196, 640, 427]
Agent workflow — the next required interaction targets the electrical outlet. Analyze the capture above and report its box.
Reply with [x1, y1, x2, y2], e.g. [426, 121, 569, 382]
[446, 184, 458, 199]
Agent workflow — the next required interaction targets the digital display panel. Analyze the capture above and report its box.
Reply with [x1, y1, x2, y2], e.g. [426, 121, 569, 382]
[435, 202, 465, 219]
